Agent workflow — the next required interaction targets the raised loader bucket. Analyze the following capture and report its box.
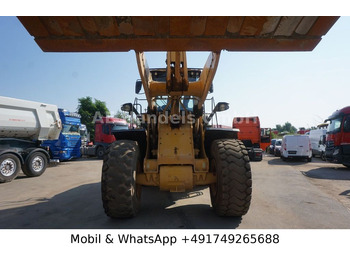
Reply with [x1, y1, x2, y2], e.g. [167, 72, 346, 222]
[18, 16, 338, 52]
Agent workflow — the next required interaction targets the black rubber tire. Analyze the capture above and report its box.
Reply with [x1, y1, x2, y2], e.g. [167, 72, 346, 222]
[22, 152, 47, 177]
[209, 139, 252, 216]
[96, 146, 105, 159]
[0, 154, 21, 183]
[307, 157, 312, 162]
[101, 140, 142, 218]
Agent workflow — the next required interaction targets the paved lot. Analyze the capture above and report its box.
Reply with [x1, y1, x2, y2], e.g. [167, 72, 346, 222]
[0, 154, 349, 229]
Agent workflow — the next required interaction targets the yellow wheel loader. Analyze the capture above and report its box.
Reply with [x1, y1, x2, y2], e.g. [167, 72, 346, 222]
[101, 51, 252, 217]
[18, 16, 339, 218]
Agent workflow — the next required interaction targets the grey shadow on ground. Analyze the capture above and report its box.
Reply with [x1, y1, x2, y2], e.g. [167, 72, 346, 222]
[302, 167, 350, 181]
[0, 184, 242, 229]
[268, 157, 310, 166]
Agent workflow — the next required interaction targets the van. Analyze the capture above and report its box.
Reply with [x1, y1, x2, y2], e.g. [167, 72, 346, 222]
[274, 139, 282, 156]
[307, 129, 327, 159]
[281, 135, 312, 162]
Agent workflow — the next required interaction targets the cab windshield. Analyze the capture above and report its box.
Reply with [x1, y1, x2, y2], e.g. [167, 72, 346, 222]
[103, 123, 128, 135]
[327, 117, 342, 134]
[62, 124, 80, 135]
[80, 129, 88, 140]
[111, 124, 128, 132]
[155, 96, 196, 112]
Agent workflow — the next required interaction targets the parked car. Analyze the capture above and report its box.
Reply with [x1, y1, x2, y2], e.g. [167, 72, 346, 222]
[281, 135, 312, 162]
[274, 139, 282, 156]
[268, 139, 277, 154]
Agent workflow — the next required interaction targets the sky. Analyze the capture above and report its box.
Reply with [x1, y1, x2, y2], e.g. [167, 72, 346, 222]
[1, 15, 350, 130]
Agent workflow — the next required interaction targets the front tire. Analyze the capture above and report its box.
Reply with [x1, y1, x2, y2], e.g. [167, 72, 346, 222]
[0, 154, 21, 183]
[101, 140, 142, 218]
[209, 139, 252, 216]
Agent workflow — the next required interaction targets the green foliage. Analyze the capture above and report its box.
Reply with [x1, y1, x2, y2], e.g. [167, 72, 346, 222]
[271, 132, 278, 139]
[114, 110, 139, 126]
[275, 121, 297, 135]
[114, 110, 130, 121]
[77, 96, 110, 141]
[275, 124, 282, 132]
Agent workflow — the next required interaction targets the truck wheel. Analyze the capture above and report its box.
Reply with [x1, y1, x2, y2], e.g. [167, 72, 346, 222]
[22, 152, 47, 177]
[96, 146, 105, 159]
[101, 140, 142, 218]
[0, 154, 21, 183]
[209, 139, 252, 216]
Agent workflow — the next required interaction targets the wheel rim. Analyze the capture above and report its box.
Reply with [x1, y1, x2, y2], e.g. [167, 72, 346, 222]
[97, 148, 104, 157]
[0, 158, 17, 177]
[32, 156, 44, 172]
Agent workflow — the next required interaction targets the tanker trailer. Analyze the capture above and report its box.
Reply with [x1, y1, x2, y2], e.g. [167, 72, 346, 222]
[0, 96, 62, 183]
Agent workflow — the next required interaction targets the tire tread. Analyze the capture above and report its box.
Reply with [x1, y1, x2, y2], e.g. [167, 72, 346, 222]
[210, 139, 252, 216]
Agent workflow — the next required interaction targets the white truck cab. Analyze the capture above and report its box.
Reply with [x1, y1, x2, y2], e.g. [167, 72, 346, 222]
[281, 135, 312, 162]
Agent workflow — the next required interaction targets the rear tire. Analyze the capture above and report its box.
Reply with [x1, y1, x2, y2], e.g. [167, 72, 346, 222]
[0, 154, 21, 183]
[209, 139, 252, 216]
[101, 140, 142, 218]
[22, 152, 48, 177]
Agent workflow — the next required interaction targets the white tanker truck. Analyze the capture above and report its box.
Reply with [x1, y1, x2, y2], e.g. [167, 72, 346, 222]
[0, 96, 62, 183]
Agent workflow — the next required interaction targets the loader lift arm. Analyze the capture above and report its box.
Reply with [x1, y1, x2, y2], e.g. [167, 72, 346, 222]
[136, 51, 220, 111]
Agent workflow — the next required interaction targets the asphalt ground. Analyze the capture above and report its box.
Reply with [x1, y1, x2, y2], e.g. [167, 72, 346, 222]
[0, 154, 349, 229]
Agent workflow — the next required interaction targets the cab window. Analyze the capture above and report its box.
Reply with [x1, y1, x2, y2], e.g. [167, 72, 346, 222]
[344, 115, 350, 132]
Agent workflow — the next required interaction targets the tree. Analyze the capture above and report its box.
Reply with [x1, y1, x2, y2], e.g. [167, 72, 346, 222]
[114, 110, 130, 121]
[276, 124, 282, 133]
[114, 110, 140, 126]
[275, 122, 297, 135]
[77, 96, 110, 141]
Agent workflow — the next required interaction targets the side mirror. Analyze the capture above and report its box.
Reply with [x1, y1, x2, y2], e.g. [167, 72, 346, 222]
[121, 103, 133, 113]
[214, 102, 229, 112]
[121, 103, 140, 116]
[135, 80, 142, 94]
[206, 102, 229, 124]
